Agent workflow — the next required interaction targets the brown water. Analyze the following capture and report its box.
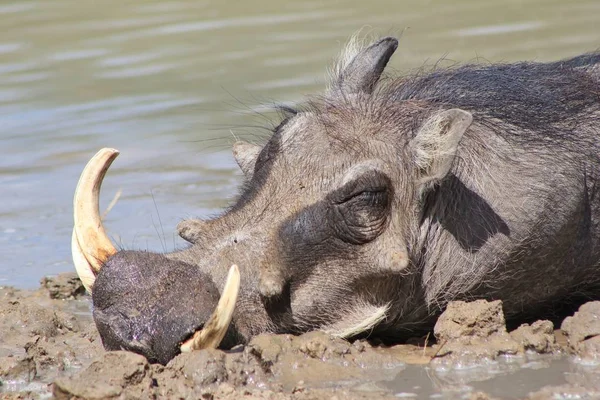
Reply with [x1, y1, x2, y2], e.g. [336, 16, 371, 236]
[0, 2, 598, 397]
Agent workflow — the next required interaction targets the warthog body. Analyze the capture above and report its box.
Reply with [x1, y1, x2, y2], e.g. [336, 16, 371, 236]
[77, 37, 600, 364]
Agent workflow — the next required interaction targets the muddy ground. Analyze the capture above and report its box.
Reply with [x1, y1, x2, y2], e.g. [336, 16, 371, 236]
[1, 274, 600, 400]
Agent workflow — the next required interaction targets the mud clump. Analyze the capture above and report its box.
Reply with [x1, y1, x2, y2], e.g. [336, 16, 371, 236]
[166, 348, 228, 387]
[510, 320, 557, 353]
[561, 301, 600, 360]
[3, 275, 600, 399]
[53, 351, 152, 399]
[40, 272, 86, 300]
[433, 300, 519, 364]
[0, 281, 102, 397]
[432, 300, 557, 365]
[435, 300, 507, 340]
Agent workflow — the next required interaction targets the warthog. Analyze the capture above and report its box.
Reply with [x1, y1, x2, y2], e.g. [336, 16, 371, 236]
[72, 37, 600, 364]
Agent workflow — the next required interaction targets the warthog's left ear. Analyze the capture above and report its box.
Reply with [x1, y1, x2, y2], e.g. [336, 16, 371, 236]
[337, 37, 398, 94]
[233, 141, 261, 178]
[410, 108, 473, 187]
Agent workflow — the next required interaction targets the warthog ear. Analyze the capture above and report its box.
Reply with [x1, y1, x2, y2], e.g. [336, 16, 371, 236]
[233, 141, 261, 178]
[410, 108, 473, 187]
[337, 37, 398, 94]
[177, 219, 208, 243]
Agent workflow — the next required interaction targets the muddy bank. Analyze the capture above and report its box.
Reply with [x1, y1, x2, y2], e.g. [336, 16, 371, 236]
[1, 274, 600, 399]
[0, 275, 101, 397]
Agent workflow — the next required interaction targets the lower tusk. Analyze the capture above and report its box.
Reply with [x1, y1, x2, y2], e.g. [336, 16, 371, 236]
[180, 264, 241, 352]
[71, 229, 96, 293]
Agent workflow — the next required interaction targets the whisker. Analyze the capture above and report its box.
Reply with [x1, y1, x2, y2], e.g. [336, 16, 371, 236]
[150, 190, 167, 253]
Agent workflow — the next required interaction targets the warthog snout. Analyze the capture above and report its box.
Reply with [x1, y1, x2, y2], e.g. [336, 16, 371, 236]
[72, 149, 240, 364]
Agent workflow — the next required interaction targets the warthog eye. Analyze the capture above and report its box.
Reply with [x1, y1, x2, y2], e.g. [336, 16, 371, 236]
[330, 171, 392, 244]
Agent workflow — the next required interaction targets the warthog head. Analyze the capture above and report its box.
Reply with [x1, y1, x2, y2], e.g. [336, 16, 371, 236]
[73, 37, 475, 364]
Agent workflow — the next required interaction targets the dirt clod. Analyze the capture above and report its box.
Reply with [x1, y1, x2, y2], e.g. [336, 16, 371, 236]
[561, 301, 600, 360]
[167, 349, 227, 386]
[52, 351, 151, 399]
[432, 300, 521, 364]
[0, 283, 102, 397]
[40, 272, 86, 300]
[435, 300, 507, 340]
[510, 320, 557, 353]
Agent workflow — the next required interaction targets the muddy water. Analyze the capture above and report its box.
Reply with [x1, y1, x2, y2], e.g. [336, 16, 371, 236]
[0, 0, 599, 398]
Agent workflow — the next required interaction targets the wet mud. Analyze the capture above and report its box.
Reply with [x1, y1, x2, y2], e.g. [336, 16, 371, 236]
[1, 275, 600, 399]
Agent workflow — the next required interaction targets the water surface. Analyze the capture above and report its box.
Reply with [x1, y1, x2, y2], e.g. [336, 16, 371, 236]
[0, 1, 598, 286]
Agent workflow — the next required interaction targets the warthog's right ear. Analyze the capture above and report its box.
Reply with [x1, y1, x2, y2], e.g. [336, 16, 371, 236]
[232, 141, 262, 179]
[410, 108, 473, 188]
[337, 37, 398, 94]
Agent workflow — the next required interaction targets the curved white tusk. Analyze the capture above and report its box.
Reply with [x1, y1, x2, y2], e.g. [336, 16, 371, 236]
[72, 148, 119, 291]
[180, 264, 241, 352]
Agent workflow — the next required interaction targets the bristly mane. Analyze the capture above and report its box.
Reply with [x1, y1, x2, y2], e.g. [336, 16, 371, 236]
[288, 39, 599, 151]
[377, 53, 600, 137]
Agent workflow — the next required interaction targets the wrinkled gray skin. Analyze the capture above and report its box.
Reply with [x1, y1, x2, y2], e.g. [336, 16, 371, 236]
[93, 37, 600, 364]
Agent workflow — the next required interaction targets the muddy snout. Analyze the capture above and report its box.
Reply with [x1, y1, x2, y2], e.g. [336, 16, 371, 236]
[72, 148, 242, 364]
[92, 251, 237, 364]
